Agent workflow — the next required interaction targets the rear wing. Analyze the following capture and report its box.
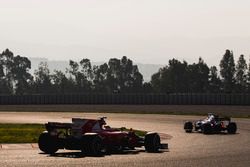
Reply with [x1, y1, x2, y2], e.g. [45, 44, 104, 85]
[45, 122, 72, 131]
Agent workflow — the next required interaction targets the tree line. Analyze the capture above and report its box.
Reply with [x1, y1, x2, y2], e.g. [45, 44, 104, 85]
[0, 49, 250, 95]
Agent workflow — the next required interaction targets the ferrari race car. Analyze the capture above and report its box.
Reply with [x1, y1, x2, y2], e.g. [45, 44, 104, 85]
[38, 117, 168, 155]
[184, 113, 237, 134]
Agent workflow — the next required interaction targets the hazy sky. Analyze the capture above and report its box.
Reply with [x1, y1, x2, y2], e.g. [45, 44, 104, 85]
[0, 0, 250, 65]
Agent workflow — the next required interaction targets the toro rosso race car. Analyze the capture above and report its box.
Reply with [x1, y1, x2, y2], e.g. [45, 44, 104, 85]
[38, 117, 168, 155]
[184, 113, 237, 134]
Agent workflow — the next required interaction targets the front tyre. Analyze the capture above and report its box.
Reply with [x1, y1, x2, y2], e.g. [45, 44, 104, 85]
[227, 122, 237, 134]
[38, 131, 58, 154]
[144, 133, 161, 152]
[184, 121, 193, 133]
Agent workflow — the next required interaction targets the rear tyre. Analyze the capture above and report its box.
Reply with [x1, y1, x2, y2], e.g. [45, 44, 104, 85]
[82, 135, 103, 156]
[144, 133, 161, 153]
[184, 121, 193, 133]
[202, 124, 212, 134]
[38, 131, 58, 154]
[227, 122, 237, 134]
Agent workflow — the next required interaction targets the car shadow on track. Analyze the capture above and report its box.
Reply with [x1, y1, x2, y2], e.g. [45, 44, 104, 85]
[42, 152, 86, 158]
[41, 149, 168, 158]
[187, 131, 240, 135]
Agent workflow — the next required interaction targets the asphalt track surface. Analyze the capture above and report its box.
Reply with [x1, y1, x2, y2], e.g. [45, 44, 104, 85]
[0, 112, 249, 167]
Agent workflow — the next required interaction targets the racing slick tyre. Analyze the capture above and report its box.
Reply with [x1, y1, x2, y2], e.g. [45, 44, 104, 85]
[38, 131, 59, 154]
[202, 124, 212, 134]
[144, 133, 161, 153]
[227, 122, 237, 134]
[82, 134, 103, 156]
[184, 121, 193, 133]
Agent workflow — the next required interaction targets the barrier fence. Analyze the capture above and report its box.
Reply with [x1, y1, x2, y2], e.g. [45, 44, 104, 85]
[0, 94, 249, 105]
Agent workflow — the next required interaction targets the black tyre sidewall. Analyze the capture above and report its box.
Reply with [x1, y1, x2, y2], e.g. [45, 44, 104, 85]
[38, 132, 58, 154]
[145, 133, 161, 152]
[227, 122, 237, 134]
[184, 121, 193, 133]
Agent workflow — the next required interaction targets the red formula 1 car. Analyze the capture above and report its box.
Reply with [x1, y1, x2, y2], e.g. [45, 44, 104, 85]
[38, 117, 168, 156]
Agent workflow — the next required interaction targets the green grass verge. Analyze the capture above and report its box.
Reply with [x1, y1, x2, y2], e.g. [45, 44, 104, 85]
[0, 124, 45, 143]
[0, 124, 147, 143]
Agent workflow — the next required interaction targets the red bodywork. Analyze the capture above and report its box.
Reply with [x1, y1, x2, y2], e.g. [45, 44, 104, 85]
[45, 117, 141, 149]
[40, 117, 168, 155]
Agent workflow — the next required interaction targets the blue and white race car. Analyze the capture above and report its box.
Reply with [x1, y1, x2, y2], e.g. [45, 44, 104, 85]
[184, 113, 237, 134]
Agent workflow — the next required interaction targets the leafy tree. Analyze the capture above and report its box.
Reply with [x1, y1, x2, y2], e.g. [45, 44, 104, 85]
[67, 59, 92, 93]
[79, 58, 93, 91]
[80, 59, 93, 81]
[51, 70, 71, 94]
[142, 82, 153, 93]
[247, 60, 250, 93]
[33, 62, 52, 94]
[2, 47, 250, 95]
[235, 54, 247, 93]
[0, 53, 5, 93]
[208, 66, 221, 93]
[67, 60, 81, 92]
[68, 60, 79, 76]
[168, 59, 189, 93]
[119, 56, 143, 92]
[0, 49, 33, 95]
[220, 50, 236, 93]
[120, 56, 133, 91]
[151, 59, 189, 93]
[0, 49, 14, 94]
[106, 58, 121, 92]
[0, 59, 4, 77]
[187, 58, 209, 93]
[0, 54, 11, 95]
[151, 67, 169, 93]
[93, 63, 109, 92]
[106, 56, 143, 93]
[12, 55, 33, 95]
[130, 65, 143, 92]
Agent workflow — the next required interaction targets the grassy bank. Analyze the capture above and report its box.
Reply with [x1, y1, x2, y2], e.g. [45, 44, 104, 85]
[0, 123, 146, 143]
[0, 124, 45, 143]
